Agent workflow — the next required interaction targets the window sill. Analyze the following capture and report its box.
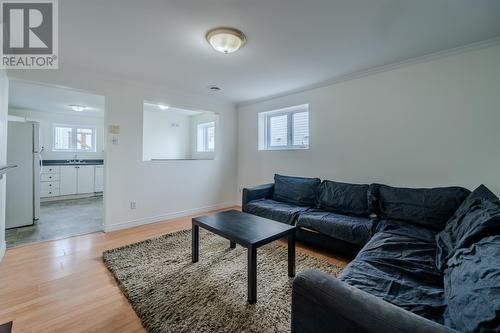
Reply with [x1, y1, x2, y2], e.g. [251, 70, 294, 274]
[259, 147, 309, 151]
[52, 151, 98, 153]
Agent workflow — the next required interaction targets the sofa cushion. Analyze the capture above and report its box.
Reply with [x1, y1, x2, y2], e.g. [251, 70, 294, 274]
[340, 227, 445, 323]
[272, 174, 321, 206]
[296, 210, 374, 246]
[435, 185, 500, 271]
[375, 219, 438, 243]
[451, 184, 498, 220]
[243, 199, 311, 225]
[317, 180, 371, 217]
[443, 236, 500, 332]
[373, 184, 470, 230]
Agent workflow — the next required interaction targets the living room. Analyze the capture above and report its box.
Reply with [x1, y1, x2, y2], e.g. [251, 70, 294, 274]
[0, 1, 499, 332]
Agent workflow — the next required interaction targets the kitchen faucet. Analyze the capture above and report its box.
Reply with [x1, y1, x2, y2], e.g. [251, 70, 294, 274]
[67, 153, 80, 164]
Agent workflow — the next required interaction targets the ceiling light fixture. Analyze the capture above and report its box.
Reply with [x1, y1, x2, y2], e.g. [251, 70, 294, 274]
[206, 27, 246, 54]
[69, 104, 87, 112]
[158, 104, 169, 110]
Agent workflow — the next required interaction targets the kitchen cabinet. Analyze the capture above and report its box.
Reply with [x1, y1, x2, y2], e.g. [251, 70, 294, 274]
[42, 166, 60, 174]
[41, 173, 59, 182]
[40, 166, 61, 197]
[94, 165, 104, 192]
[77, 165, 95, 194]
[41, 164, 102, 199]
[59, 166, 78, 195]
[40, 181, 60, 197]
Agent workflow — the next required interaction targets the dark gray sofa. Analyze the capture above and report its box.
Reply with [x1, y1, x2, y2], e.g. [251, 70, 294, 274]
[242, 175, 377, 257]
[243, 175, 500, 332]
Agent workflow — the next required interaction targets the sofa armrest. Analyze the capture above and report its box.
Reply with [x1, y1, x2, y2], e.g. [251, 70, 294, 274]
[242, 183, 274, 211]
[292, 269, 455, 333]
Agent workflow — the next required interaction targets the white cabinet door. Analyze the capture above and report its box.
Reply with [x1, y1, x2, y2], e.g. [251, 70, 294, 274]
[77, 165, 95, 194]
[60, 166, 78, 196]
[94, 165, 104, 192]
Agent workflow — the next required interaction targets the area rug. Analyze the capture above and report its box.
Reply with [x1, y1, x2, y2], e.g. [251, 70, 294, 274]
[103, 229, 342, 333]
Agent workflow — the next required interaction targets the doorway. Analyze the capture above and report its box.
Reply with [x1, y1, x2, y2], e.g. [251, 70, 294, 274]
[5, 80, 105, 247]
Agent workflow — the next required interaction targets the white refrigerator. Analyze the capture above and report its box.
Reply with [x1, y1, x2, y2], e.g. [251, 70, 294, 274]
[6, 121, 42, 229]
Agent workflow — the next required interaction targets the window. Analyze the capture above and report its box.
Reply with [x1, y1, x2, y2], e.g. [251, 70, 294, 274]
[53, 125, 96, 152]
[258, 104, 309, 150]
[197, 121, 215, 152]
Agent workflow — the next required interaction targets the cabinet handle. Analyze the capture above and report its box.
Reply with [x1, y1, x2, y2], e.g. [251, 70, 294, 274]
[49, 184, 52, 187]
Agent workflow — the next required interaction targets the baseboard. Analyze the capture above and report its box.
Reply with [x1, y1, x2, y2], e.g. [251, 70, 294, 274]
[103, 201, 240, 232]
[0, 241, 6, 262]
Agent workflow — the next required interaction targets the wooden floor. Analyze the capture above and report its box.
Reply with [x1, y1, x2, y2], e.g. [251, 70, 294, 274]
[0, 207, 349, 333]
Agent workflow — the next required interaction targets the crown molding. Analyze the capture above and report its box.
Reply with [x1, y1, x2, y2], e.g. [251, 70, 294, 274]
[237, 37, 500, 108]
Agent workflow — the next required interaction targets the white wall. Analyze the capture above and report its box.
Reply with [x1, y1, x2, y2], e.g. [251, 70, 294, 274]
[8, 107, 105, 160]
[237, 44, 500, 195]
[142, 109, 190, 160]
[7, 69, 238, 231]
[0, 70, 8, 260]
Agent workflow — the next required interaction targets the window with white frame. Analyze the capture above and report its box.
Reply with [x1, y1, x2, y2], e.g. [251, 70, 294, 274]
[53, 125, 96, 152]
[197, 121, 215, 152]
[258, 104, 309, 150]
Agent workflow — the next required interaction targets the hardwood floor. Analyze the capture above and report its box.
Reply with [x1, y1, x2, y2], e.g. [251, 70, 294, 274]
[0, 207, 349, 333]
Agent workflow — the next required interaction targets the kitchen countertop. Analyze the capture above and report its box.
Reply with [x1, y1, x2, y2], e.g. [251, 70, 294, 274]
[42, 159, 104, 166]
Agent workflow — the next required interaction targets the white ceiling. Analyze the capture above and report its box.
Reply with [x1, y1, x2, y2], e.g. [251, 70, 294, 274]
[54, 0, 500, 103]
[8, 80, 105, 117]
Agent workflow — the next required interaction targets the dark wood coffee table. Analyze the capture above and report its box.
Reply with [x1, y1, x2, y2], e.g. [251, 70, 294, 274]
[192, 210, 296, 303]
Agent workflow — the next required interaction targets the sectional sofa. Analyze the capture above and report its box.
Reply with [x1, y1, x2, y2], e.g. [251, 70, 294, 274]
[242, 174, 500, 333]
[243, 175, 378, 257]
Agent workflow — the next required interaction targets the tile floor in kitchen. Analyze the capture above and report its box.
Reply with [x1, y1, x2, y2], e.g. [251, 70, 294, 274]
[5, 196, 103, 248]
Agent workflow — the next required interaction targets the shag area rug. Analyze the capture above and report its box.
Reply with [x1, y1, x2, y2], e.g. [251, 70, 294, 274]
[103, 229, 342, 333]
